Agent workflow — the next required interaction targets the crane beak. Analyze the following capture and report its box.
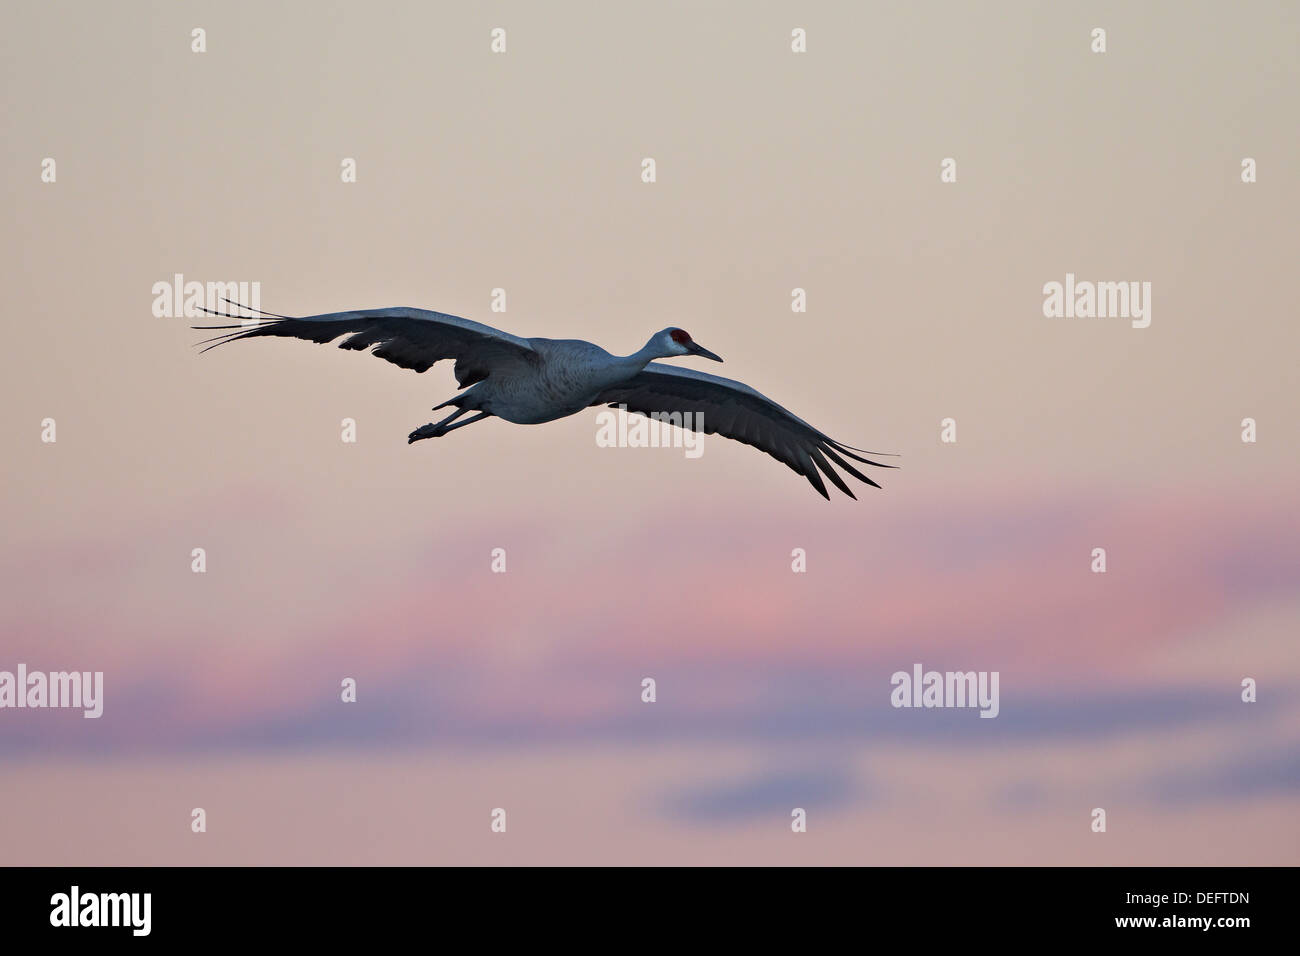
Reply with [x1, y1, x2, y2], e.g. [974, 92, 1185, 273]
[688, 342, 723, 362]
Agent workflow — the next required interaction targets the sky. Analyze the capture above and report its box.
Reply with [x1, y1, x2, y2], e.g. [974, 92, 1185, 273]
[1, 0, 1297, 864]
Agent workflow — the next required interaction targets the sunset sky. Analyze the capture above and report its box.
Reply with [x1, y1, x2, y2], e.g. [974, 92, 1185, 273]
[2, 0, 1297, 864]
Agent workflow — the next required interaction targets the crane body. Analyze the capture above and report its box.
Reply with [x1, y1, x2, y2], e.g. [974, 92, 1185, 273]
[196, 304, 894, 498]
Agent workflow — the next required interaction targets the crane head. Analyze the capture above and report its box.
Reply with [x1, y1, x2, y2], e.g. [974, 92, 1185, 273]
[655, 327, 723, 363]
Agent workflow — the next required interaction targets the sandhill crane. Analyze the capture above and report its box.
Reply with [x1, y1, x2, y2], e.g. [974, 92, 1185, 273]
[195, 303, 895, 498]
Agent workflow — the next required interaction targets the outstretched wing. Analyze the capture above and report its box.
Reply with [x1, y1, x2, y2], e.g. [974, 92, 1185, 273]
[592, 363, 895, 499]
[194, 305, 536, 386]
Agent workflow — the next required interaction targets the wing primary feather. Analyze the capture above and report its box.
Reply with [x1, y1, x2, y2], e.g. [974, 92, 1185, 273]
[808, 447, 856, 499]
[793, 448, 829, 499]
[195, 305, 276, 323]
[828, 440, 899, 468]
[821, 444, 882, 489]
[220, 297, 294, 319]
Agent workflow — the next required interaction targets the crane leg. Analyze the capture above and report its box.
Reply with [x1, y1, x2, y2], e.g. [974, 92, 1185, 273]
[408, 410, 490, 444]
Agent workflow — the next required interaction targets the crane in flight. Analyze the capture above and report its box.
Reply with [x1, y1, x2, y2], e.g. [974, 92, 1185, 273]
[195, 303, 895, 499]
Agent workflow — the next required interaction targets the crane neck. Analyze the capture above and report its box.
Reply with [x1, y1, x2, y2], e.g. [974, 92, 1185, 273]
[617, 343, 664, 371]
